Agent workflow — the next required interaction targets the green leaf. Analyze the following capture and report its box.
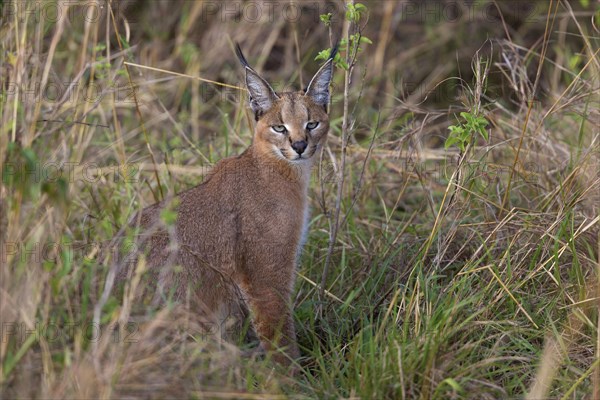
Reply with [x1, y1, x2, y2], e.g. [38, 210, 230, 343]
[459, 129, 470, 142]
[345, 2, 366, 22]
[335, 55, 349, 70]
[320, 13, 332, 26]
[444, 136, 461, 149]
[475, 116, 488, 127]
[448, 125, 464, 135]
[479, 128, 489, 141]
[315, 49, 331, 62]
[460, 112, 474, 124]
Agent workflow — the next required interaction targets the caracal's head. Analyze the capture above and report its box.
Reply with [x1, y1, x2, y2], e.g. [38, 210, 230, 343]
[236, 44, 336, 163]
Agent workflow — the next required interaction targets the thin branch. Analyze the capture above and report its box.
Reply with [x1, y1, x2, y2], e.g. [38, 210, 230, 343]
[319, 0, 355, 305]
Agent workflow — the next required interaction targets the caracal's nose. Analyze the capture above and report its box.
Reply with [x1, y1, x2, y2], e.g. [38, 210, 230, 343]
[291, 140, 307, 155]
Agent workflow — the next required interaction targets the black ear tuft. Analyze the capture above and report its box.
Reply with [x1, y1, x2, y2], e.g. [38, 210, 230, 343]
[235, 42, 250, 69]
[329, 42, 339, 62]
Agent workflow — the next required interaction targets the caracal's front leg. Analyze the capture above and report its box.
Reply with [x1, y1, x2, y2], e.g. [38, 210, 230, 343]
[239, 260, 299, 366]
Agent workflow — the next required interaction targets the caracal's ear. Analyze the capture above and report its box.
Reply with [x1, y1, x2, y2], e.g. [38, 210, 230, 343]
[305, 45, 338, 111]
[235, 43, 279, 120]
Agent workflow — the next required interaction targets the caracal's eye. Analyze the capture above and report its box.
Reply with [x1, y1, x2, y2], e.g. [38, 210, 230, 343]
[306, 121, 319, 130]
[272, 125, 287, 133]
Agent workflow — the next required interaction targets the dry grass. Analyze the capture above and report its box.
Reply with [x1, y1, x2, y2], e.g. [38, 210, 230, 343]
[1, 0, 599, 398]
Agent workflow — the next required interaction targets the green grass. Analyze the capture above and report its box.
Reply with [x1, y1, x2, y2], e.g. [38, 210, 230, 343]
[1, 1, 599, 399]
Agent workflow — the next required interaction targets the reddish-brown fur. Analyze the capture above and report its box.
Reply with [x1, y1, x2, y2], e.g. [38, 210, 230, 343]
[119, 47, 335, 366]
